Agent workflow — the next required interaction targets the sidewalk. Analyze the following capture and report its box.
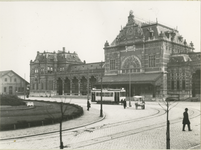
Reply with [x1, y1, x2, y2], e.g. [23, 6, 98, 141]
[0, 106, 105, 140]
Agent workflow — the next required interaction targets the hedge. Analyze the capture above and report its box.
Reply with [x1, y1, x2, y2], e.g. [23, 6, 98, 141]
[0, 95, 26, 106]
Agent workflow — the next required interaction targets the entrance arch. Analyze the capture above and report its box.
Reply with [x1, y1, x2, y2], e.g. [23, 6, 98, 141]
[57, 78, 63, 95]
[72, 77, 78, 95]
[80, 76, 87, 95]
[64, 77, 70, 95]
[90, 76, 97, 89]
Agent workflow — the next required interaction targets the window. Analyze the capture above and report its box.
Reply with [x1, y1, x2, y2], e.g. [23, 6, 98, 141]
[35, 69, 38, 73]
[48, 67, 53, 73]
[36, 83, 38, 90]
[149, 55, 155, 67]
[41, 83, 43, 90]
[14, 78, 17, 82]
[182, 80, 185, 90]
[171, 80, 174, 90]
[4, 78, 7, 82]
[49, 80, 53, 90]
[110, 60, 115, 70]
[32, 83, 34, 90]
[177, 80, 180, 90]
[4, 87, 6, 92]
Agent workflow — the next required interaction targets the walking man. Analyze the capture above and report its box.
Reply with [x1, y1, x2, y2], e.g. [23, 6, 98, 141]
[123, 99, 127, 109]
[182, 108, 192, 131]
[87, 100, 91, 111]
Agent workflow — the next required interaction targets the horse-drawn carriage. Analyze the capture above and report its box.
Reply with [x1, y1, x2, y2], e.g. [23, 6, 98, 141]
[134, 96, 145, 109]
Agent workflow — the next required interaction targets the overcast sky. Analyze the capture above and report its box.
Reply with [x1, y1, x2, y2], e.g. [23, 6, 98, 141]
[0, 1, 200, 82]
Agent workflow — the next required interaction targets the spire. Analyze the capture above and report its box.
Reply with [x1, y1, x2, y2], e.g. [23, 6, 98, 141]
[127, 10, 135, 25]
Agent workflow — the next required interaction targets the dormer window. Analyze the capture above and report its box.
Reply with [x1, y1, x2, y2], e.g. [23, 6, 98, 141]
[147, 28, 154, 39]
[35, 69, 38, 73]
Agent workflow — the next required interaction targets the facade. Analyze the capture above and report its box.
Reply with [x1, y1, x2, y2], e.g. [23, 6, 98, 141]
[30, 11, 199, 100]
[167, 53, 200, 99]
[102, 10, 196, 99]
[0, 70, 29, 95]
[30, 48, 104, 97]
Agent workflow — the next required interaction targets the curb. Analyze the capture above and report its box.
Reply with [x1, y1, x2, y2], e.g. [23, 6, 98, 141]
[0, 112, 106, 141]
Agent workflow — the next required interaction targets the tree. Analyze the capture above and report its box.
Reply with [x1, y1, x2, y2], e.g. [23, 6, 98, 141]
[157, 95, 179, 149]
[43, 95, 72, 149]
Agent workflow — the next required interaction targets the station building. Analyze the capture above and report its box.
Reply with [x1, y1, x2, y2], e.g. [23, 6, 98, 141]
[30, 11, 200, 99]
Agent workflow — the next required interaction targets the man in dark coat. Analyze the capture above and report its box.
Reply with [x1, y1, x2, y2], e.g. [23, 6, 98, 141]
[87, 100, 91, 111]
[123, 99, 127, 109]
[182, 108, 192, 131]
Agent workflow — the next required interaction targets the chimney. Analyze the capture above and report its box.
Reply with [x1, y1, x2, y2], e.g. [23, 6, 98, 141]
[63, 47, 65, 52]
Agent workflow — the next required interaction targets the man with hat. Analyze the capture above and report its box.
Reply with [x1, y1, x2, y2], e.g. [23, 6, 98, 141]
[182, 108, 192, 131]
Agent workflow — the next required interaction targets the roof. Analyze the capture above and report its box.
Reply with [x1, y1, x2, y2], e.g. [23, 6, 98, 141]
[107, 11, 190, 49]
[0, 70, 29, 84]
[32, 50, 82, 64]
[99, 73, 162, 84]
[70, 62, 104, 72]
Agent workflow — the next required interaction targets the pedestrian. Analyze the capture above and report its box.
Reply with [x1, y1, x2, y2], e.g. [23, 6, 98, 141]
[182, 108, 192, 131]
[123, 99, 127, 109]
[87, 99, 91, 111]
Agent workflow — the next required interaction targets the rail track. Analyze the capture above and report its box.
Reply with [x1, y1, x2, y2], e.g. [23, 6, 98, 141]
[0, 104, 200, 149]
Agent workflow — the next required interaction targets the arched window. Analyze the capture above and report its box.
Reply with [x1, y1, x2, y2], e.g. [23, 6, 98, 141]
[121, 55, 141, 73]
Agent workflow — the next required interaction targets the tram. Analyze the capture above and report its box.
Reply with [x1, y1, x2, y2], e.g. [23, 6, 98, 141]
[91, 88, 126, 104]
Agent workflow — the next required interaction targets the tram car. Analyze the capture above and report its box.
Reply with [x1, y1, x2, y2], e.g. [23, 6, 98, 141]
[91, 88, 126, 104]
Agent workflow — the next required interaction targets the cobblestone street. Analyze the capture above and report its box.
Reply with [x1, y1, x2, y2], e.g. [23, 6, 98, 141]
[0, 98, 200, 149]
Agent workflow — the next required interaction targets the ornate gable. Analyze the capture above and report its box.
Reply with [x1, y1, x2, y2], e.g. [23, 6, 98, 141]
[111, 11, 144, 46]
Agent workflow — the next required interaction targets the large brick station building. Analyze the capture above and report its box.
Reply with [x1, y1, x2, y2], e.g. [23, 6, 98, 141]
[30, 11, 200, 99]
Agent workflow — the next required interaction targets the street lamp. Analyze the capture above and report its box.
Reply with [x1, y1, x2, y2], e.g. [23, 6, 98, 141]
[100, 61, 103, 117]
[166, 98, 170, 149]
[129, 66, 132, 107]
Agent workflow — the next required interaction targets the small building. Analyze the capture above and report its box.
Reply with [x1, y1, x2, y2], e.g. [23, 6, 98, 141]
[0, 70, 29, 95]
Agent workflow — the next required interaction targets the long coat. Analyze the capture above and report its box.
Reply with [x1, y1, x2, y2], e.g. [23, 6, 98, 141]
[87, 101, 91, 108]
[182, 111, 190, 124]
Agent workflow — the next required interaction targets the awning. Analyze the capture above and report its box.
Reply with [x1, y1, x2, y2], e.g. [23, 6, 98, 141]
[98, 73, 162, 85]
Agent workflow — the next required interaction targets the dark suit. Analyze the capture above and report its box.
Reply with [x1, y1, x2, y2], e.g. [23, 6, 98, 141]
[182, 111, 191, 131]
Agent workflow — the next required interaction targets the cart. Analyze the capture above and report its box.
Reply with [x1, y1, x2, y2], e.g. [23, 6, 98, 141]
[134, 96, 145, 109]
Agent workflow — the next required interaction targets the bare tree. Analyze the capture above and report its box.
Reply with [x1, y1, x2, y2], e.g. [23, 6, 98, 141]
[59, 95, 72, 149]
[156, 95, 179, 149]
[43, 95, 73, 149]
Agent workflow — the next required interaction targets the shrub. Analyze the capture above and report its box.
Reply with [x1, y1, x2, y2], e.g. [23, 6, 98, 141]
[0, 95, 26, 106]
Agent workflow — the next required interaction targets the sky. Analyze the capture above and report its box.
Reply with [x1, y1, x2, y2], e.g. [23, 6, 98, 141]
[0, 1, 200, 82]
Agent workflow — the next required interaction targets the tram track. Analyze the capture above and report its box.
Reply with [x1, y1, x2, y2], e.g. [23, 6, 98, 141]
[0, 105, 199, 150]
[61, 107, 200, 149]
[0, 106, 163, 141]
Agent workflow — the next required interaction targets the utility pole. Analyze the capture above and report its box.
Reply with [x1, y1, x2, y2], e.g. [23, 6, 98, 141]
[129, 69, 131, 107]
[87, 67, 90, 101]
[100, 61, 103, 117]
[166, 99, 170, 149]
[24, 74, 26, 100]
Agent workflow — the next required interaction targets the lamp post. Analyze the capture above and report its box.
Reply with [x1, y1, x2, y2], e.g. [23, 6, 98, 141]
[166, 98, 170, 149]
[129, 67, 132, 107]
[100, 61, 103, 117]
